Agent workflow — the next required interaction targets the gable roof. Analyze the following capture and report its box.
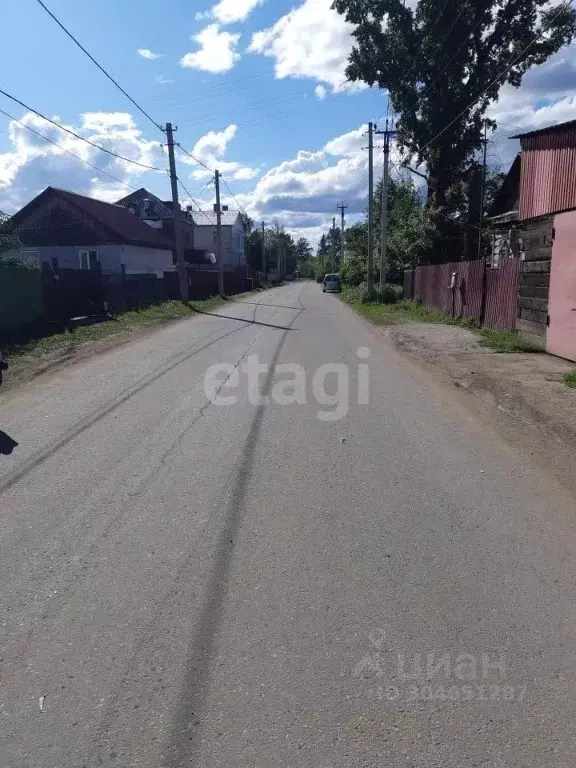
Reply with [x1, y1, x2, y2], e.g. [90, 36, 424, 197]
[116, 188, 173, 220]
[12, 187, 173, 249]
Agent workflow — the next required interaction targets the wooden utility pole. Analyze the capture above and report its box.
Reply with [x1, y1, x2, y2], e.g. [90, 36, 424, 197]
[331, 217, 337, 273]
[214, 169, 224, 296]
[477, 119, 489, 260]
[337, 201, 347, 266]
[165, 122, 188, 302]
[367, 122, 374, 299]
[376, 121, 396, 289]
[261, 221, 266, 281]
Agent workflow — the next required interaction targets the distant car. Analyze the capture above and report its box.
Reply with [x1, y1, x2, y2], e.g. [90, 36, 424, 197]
[323, 274, 342, 294]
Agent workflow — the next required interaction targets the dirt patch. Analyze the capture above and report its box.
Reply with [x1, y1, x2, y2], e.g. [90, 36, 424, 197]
[387, 323, 576, 451]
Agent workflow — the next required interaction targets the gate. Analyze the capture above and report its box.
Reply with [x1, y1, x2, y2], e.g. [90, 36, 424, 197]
[547, 211, 576, 362]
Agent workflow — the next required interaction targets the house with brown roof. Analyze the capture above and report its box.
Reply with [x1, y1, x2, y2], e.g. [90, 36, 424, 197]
[8, 187, 174, 276]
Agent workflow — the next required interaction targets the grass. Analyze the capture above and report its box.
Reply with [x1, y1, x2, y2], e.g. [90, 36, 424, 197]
[342, 286, 541, 353]
[341, 288, 477, 329]
[564, 372, 576, 389]
[478, 329, 543, 354]
[3, 294, 240, 365]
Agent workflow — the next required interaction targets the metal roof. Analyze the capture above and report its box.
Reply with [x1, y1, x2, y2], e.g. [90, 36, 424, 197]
[511, 119, 576, 140]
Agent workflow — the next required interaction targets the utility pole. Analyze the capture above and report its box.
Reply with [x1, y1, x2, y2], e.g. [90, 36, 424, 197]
[261, 221, 267, 281]
[214, 169, 224, 296]
[331, 217, 337, 273]
[367, 121, 375, 300]
[477, 119, 489, 260]
[165, 122, 188, 302]
[376, 120, 396, 289]
[337, 201, 348, 266]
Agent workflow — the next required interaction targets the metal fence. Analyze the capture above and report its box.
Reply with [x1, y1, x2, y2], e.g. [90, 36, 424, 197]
[404, 259, 520, 331]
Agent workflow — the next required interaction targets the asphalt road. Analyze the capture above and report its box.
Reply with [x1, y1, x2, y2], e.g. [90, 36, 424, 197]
[1, 282, 576, 767]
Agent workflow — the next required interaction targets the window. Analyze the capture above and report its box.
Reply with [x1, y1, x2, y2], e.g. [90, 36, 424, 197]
[79, 250, 98, 270]
[20, 250, 39, 267]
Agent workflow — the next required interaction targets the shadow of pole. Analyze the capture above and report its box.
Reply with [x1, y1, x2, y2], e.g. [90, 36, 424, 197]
[0, 430, 19, 456]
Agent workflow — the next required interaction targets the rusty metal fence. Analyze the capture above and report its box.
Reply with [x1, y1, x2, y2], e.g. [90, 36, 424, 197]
[404, 259, 520, 331]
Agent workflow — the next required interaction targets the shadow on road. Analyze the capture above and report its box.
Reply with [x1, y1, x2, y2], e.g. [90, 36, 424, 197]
[0, 430, 19, 456]
[165, 292, 305, 768]
[193, 308, 299, 332]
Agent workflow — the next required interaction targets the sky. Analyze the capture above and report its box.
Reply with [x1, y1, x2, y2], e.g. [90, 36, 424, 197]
[2, 0, 576, 247]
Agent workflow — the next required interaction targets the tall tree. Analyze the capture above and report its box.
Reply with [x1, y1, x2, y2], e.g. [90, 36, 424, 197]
[332, 0, 576, 217]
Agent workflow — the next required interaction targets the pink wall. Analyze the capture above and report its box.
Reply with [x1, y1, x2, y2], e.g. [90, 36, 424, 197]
[547, 210, 576, 362]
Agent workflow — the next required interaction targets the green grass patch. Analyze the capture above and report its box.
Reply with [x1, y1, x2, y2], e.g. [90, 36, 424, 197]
[564, 372, 576, 389]
[478, 329, 543, 354]
[341, 288, 476, 328]
[3, 294, 245, 364]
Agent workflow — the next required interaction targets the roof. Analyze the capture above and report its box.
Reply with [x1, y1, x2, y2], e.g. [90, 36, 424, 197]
[191, 210, 241, 227]
[12, 187, 173, 249]
[510, 119, 576, 140]
[116, 188, 173, 220]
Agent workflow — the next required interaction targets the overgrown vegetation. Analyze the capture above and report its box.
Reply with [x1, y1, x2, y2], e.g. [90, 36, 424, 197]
[3, 295, 240, 365]
[564, 372, 576, 389]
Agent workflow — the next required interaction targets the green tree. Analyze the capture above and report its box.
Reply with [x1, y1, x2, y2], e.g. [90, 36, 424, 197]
[333, 0, 576, 218]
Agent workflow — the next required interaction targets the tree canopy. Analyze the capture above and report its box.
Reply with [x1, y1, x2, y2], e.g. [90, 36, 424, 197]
[332, 0, 576, 216]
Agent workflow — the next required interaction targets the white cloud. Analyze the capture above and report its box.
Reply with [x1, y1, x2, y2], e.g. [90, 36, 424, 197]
[232, 124, 371, 236]
[212, 0, 264, 25]
[137, 48, 163, 60]
[248, 0, 363, 92]
[0, 111, 163, 212]
[315, 85, 327, 100]
[180, 24, 240, 74]
[183, 123, 259, 183]
[154, 75, 174, 85]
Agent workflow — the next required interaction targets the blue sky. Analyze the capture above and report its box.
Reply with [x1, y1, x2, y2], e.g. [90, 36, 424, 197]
[2, 0, 576, 245]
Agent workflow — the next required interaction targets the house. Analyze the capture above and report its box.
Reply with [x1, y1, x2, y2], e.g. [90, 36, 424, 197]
[9, 187, 174, 276]
[489, 120, 576, 360]
[116, 188, 246, 269]
[189, 209, 246, 270]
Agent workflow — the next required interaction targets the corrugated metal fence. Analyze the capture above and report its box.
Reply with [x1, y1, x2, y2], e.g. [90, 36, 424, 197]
[404, 259, 520, 331]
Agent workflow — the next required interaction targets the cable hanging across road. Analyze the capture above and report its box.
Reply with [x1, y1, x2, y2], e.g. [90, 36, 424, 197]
[0, 107, 137, 193]
[33, 0, 164, 134]
[220, 176, 249, 218]
[0, 87, 165, 172]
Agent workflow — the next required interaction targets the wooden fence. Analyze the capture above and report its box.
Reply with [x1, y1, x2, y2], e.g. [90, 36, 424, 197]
[404, 259, 520, 331]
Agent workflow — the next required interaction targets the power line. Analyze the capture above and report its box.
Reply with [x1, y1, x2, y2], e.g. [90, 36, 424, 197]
[174, 141, 213, 173]
[220, 176, 249, 217]
[177, 178, 216, 226]
[0, 87, 165, 172]
[0, 107, 137, 192]
[33, 0, 163, 134]
[415, 0, 575, 157]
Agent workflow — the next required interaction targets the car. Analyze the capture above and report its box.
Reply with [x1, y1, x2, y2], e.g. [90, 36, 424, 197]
[323, 274, 342, 293]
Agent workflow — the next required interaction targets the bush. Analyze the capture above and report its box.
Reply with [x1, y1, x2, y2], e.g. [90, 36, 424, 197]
[344, 282, 401, 304]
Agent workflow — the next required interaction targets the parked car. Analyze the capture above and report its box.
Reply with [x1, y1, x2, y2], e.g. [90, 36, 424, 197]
[323, 274, 342, 294]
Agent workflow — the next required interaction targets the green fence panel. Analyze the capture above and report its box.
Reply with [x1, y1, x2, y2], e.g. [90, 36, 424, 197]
[0, 263, 43, 332]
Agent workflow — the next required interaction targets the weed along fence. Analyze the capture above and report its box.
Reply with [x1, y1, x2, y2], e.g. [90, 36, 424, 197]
[404, 259, 520, 331]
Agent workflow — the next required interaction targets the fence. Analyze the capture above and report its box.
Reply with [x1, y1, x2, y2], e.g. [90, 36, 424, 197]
[0, 262, 43, 338]
[404, 258, 520, 331]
